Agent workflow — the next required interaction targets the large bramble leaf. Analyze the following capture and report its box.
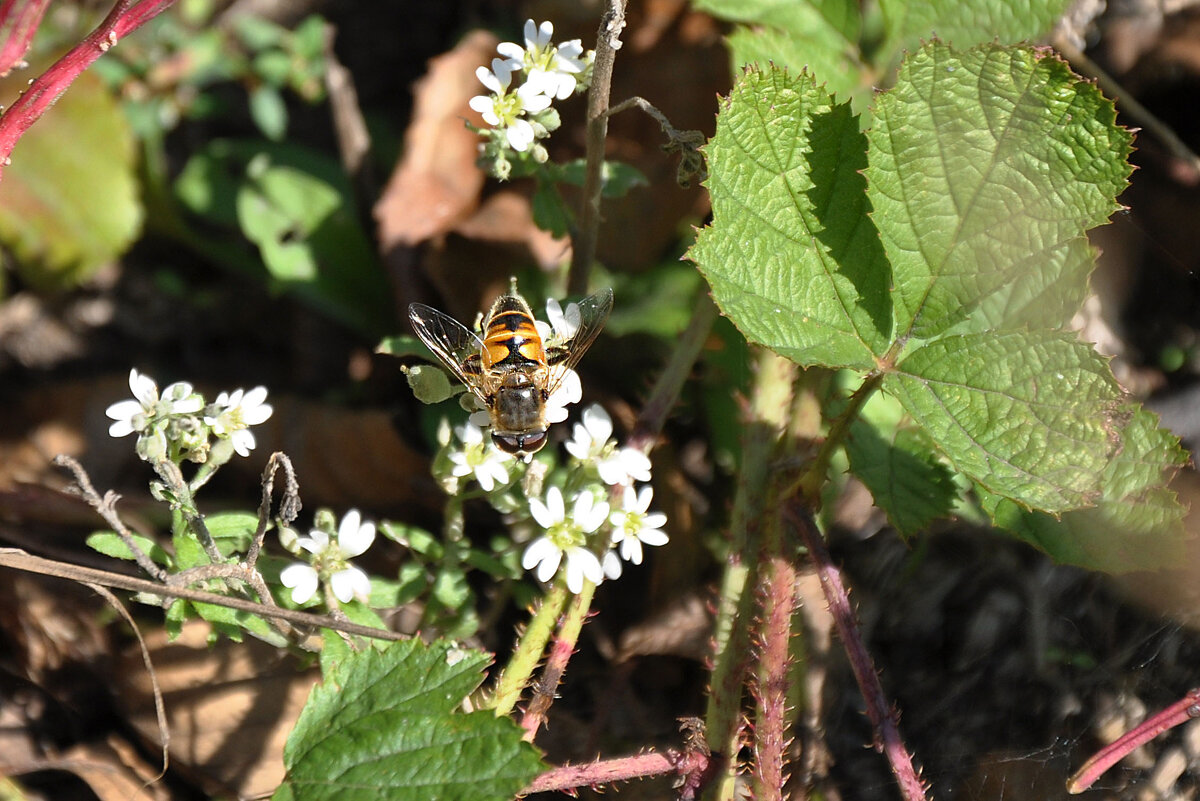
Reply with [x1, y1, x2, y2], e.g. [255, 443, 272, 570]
[978, 407, 1188, 573]
[277, 639, 543, 801]
[865, 43, 1132, 340]
[878, 0, 1072, 58]
[688, 67, 891, 370]
[883, 331, 1120, 513]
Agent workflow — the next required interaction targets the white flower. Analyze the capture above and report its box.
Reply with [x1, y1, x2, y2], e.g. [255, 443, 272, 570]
[448, 420, 512, 491]
[522, 486, 608, 592]
[598, 446, 652, 486]
[279, 509, 376, 605]
[565, 404, 613, 460]
[206, 386, 273, 457]
[468, 57, 552, 153]
[601, 549, 623, 580]
[545, 298, 581, 339]
[564, 404, 652, 485]
[610, 486, 668, 565]
[497, 19, 587, 100]
[105, 368, 203, 438]
[544, 368, 582, 424]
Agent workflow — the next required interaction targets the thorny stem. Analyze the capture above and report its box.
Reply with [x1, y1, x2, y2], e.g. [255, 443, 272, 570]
[54, 455, 168, 582]
[0, 0, 178, 180]
[488, 579, 569, 716]
[0, 0, 50, 76]
[522, 719, 714, 799]
[154, 459, 224, 563]
[0, 548, 405, 642]
[753, 507, 797, 801]
[520, 579, 596, 740]
[705, 350, 796, 801]
[568, 0, 627, 296]
[628, 291, 719, 453]
[1067, 687, 1200, 793]
[785, 500, 928, 801]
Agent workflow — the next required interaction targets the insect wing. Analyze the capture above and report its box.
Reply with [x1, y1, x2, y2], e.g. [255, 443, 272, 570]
[408, 303, 492, 403]
[545, 287, 613, 395]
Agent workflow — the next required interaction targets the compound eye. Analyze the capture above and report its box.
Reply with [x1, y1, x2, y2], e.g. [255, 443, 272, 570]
[492, 434, 523, 454]
[518, 430, 547, 453]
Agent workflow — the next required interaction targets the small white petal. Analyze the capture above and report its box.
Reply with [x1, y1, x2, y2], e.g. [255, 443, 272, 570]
[470, 409, 492, 428]
[564, 547, 602, 593]
[330, 565, 371, 604]
[108, 419, 136, 438]
[298, 530, 329, 554]
[338, 510, 375, 558]
[496, 41, 524, 60]
[638, 528, 670, 547]
[231, 429, 255, 457]
[280, 563, 319, 604]
[129, 369, 158, 405]
[582, 405, 613, 442]
[602, 550, 623, 580]
[620, 537, 645, 565]
[506, 118, 535, 152]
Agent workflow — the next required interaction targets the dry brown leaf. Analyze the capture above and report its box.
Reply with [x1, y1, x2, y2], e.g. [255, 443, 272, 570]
[375, 30, 495, 249]
[114, 621, 317, 799]
[57, 738, 168, 801]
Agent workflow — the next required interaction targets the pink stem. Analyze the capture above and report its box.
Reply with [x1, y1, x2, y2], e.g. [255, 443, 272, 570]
[522, 743, 713, 799]
[0, 0, 50, 77]
[0, 0, 177, 180]
[786, 499, 928, 801]
[1067, 687, 1200, 793]
[754, 549, 797, 798]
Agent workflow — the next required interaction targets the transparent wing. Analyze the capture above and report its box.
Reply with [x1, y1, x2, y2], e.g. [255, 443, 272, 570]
[544, 287, 614, 395]
[408, 303, 494, 403]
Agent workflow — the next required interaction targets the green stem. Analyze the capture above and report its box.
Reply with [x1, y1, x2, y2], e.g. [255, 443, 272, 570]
[488, 579, 570, 716]
[792, 371, 883, 506]
[705, 349, 796, 801]
[520, 579, 596, 739]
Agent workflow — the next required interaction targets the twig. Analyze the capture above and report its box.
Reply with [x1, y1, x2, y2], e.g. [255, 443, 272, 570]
[487, 581, 569, 715]
[785, 500, 928, 801]
[753, 516, 797, 801]
[0, 0, 49, 76]
[1067, 688, 1200, 793]
[605, 95, 706, 187]
[86, 583, 170, 781]
[568, 0, 627, 296]
[627, 291, 718, 452]
[248, 451, 301, 568]
[0, 548, 406, 642]
[54, 455, 168, 582]
[322, 21, 377, 216]
[0, 0, 179, 180]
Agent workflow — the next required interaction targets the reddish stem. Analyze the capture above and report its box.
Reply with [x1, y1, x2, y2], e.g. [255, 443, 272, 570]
[786, 499, 928, 801]
[519, 628, 574, 740]
[0, 0, 50, 76]
[754, 549, 798, 800]
[522, 738, 714, 799]
[0, 0, 177, 180]
[1067, 687, 1200, 793]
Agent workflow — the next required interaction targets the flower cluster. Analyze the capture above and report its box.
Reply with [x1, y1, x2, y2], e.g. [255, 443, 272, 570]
[469, 19, 594, 178]
[280, 509, 376, 606]
[106, 369, 272, 464]
[522, 404, 666, 591]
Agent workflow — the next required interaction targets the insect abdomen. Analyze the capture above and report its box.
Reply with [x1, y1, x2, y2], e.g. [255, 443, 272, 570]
[482, 297, 546, 370]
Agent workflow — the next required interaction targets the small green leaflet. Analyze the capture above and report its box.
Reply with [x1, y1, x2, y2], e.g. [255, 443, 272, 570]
[277, 639, 543, 801]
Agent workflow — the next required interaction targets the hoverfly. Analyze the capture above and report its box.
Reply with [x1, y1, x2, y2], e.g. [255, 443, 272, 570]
[408, 283, 613, 456]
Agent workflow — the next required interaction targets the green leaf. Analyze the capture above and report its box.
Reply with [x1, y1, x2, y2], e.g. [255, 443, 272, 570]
[688, 66, 891, 369]
[280, 639, 543, 801]
[531, 180, 572, 238]
[174, 140, 394, 337]
[865, 43, 1133, 339]
[979, 406, 1189, 572]
[205, 511, 259, 556]
[86, 531, 171, 566]
[883, 331, 1120, 513]
[0, 69, 141, 290]
[845, 396, 957, 536]
[878, 0, 1072, 58]
[693, 0, 863, 101]
[249, 85, 289, 140]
